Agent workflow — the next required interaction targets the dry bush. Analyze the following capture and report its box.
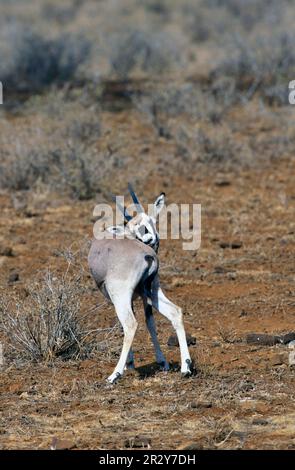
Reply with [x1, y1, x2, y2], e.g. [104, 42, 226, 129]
[204, 416, 235, 448]
[0, 144, 119, 200]
[109, 30, 184, 79]
[133, 81, 237, 135]
[0, 23, 90, 93]
[0, 268, 120, 363]
[0, 270, 86, 362]
[212, 32, 295, 105]
[205, 0, 281, 31]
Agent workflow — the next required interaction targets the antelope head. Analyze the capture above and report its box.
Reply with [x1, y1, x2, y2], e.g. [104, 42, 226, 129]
[107, 184, 165, 252]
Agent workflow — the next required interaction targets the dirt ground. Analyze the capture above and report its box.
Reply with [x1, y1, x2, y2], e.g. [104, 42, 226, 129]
[1, 105, 295, 449]
[1, 0, 295, 450]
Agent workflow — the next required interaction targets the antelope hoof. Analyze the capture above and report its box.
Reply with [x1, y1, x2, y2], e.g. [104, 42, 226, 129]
[107, 371, 122, 384]
[157, 360, 170, 371]
[181, 359, 193, 377]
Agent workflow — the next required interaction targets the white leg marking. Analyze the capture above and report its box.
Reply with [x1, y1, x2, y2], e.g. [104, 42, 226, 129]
[152, 286, 192, 374]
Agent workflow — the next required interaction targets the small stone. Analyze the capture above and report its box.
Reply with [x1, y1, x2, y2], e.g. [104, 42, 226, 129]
[214, 266, 229, 274]
[50, 437, 76, 450]
[8, 272, 19, 283]
[125, 435, 151, 449]
[191, 401, 212, 409]
[231, 241, 243, 249]
[246, 333, 280, 346]
[227, 272, 237, 280]
[215, 179, 231, 187]
[168, 334, 196, 347]
[288, 341, 295, 349]
[0, 246, 14, 257]
[219, 242, 230, 249]
[239, 310, 248, 317]
[252, 418, 269, 426]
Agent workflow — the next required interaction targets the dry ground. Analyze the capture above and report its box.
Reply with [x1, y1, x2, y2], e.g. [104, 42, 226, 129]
[0, 105, 295, 450]
[1, 0, 295, 452]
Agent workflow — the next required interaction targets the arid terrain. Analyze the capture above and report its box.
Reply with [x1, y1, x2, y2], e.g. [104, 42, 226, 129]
[0, 0, 295, 450]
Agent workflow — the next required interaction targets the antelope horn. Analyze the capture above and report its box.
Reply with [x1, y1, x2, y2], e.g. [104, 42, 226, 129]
[111, 195, 132, 221]
[128, 182, 144, 213]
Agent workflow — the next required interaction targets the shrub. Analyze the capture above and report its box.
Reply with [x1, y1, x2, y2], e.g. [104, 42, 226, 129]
[0, 144, 110, 199]
[109, 30, 183, 78]
[133, 81, 237, 136]
[0, 270, 87, 362]
[212, 32, 295, 105]
[204, 0, 281, 31]
[0, 149, 55, 191]
[0, 23, 90, 92]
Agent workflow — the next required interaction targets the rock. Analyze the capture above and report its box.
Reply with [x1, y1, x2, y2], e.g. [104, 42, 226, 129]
[239, 310, 248, 317]
[191, 401, 212, 409]
[288, 341, 295, 349]
[270, 353, 286, 366]
[8, 272, 19, 283]
[215, 179, 231, 187]
[246, 333, 280, 346]
[167, 334, 196, 347]
[219, 241, 243, 249]
[219, 242, 230, 249]
[289, 351, 295, 366]
[214, 265, 229, 274]
[125, 435, 151, 449]
[0, 246, 14, 257]
[231, 241, 243, 249]
[50, 437, 76, 450]
[252, 418, 269, 426]
[227, 272, 237, 280]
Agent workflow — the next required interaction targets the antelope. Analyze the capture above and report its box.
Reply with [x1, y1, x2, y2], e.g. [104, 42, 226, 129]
[88, 185, 192, 383]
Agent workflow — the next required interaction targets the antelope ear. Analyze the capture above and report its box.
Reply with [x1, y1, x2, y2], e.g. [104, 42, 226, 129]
[106, 225, 126, 235]
[153, 192, 165, 219]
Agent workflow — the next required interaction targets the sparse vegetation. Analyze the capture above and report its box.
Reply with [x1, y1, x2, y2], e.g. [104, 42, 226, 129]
[1, 0, 295, 451]
[0, 268, 120, 363]
[0, 24, 90, 93]
[0, 270, 87, 361]
[109, 30, 184, 79]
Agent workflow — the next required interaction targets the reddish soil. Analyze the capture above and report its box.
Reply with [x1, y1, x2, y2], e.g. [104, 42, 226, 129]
[0, 112, 295, 450]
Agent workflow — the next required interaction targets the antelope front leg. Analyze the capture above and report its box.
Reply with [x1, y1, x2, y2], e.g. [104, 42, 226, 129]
[152, 284, 192, 375]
